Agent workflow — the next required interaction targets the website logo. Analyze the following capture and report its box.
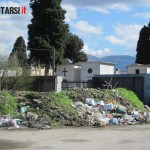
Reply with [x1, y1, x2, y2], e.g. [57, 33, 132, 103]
[0, 6, 26, 14]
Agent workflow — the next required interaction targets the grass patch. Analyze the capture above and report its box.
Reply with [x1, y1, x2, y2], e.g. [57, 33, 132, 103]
[116, 88, 144, 110]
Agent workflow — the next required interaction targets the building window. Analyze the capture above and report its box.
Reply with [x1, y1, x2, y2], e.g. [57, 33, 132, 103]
[88, 68, 92, 74]
[135, 69, 139, 74]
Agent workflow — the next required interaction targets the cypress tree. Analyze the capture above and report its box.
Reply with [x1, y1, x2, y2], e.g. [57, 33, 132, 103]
[136, 22, 150, 64]
[28, 0, 69, 75]
[64, 33, 87, 63]
[9, 36, 28, 68]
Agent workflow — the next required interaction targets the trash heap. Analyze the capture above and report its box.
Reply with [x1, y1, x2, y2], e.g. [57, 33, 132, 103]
[72, 97, 150, 127]
[0, 91, 77, 129]
[0, 89, 150, 129]
[0, 115, 23, 129]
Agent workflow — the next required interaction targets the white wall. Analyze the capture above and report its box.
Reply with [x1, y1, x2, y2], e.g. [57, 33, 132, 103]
[100, 64, 114, 75]
[127, 67, 147, 74]
[74, 66, 81, 82]
[147, 68, 150, 74]
[81, 63, 100, 81]
[81, 62, 115, 81]
[55, 76, 63, 92]
[0, 70, 17, 77]
[56, 65, 80, 82]
[31, 67, 53, 76]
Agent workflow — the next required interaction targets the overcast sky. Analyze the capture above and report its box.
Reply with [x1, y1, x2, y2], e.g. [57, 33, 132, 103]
[0, 0, 150, 57]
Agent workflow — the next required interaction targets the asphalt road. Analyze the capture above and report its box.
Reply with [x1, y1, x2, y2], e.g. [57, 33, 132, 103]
[0, 124, 150, 150]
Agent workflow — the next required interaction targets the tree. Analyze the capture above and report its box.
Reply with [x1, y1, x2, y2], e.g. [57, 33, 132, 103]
[64, 33, 87, 63]
[9, 36, 28, 68]
[28, 0, 69, 75]
[135, 22, 150, 64]
[0, 54, 20, 91]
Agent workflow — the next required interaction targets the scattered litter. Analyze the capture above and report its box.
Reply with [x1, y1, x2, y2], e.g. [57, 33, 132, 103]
[103, 104, 114, 111]
[85, 98, 95, 106]
[72, 97, 150, 127]
[0, 90, 150, 130]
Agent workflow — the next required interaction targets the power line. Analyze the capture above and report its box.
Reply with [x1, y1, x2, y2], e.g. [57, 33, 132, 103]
[28, 47, 50, 51]
[13, 46, 50, 51]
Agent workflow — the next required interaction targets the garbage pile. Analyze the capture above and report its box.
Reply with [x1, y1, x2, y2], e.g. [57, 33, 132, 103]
[72, 98, 150, 127]
[0, 108, 52, 130]
[0, 90, 150, 129]
[0, 91, 73, 129]
[0, 115, 23, 129]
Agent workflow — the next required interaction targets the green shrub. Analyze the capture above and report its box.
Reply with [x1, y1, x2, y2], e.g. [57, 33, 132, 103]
[0, 91, 17, 116]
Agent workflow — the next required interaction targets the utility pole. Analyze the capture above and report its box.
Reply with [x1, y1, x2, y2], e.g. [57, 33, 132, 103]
[53, 48, 55, 76]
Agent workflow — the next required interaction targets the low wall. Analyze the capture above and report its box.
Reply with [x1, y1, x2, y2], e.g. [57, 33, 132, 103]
[62, 82, 90, 89]
[1, 76, 62, 92]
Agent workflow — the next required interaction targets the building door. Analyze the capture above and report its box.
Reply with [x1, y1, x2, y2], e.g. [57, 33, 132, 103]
[135, 69, 139, 74]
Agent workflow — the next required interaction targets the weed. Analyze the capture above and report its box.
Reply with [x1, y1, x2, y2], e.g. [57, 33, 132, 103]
[0, 91, 17, 116]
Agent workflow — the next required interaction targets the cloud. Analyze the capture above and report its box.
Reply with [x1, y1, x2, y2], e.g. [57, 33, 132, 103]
[71, 21, 102, 35]
[105, 36, 124, 45]
[83, 44, 111, 58]
[0, 1, 31, 56]
[62, 4, 77, 23]
[0, 43, 10, 56]
[105, 24, 142, 47]
[135, 12, 150, 19]
[63, 0, 150, 8]
[63, 0, 150, 13]
[86, 3, 129, 13]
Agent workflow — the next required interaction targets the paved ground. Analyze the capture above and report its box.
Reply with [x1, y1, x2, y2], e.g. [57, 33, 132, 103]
[0, 124, 150, 150]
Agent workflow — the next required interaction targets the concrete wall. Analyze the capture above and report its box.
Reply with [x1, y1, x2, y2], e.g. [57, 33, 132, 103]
[33, 76, 62, 92]
[55, 76, 63, 92]
[92, 74, 145, 103]
[62, 81, 91, 89]
[144, 75, 150, 105]
[2, 76, 62, 92]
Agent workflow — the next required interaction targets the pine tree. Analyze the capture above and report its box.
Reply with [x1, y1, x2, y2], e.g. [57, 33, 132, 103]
[9, 36, 28, 68]
[64, 33, 87, 63]
[135, 22, 150, 64]
[28, 0, 69, 75]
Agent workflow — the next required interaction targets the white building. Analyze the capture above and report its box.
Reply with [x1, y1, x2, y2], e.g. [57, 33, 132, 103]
[127, 64, 150, 74]
[80, 62, 115, 82]
[0, 69, 16, 77]
[56, 64, 81, 82]
[56, 59, 81, 82]
[56, 59, 115, 82]
[0, 67, 22, 77]
[30, 66, 53, 76]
